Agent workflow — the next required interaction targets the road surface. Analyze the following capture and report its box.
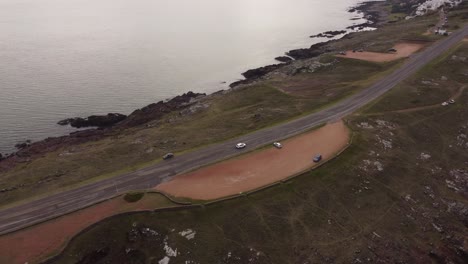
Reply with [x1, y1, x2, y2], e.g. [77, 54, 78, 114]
[0, 25, 467, 236]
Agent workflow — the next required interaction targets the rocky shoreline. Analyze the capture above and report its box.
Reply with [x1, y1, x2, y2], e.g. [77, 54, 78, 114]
[229, 1, 387, 88]
[0, 0, 387, 169]
[0, 92, 205, 170]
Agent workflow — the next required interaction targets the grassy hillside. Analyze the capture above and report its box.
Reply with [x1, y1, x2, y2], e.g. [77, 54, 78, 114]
[48, 41, 468, 264]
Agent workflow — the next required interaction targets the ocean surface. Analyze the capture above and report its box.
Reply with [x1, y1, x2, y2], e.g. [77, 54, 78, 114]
[0, 0, 372, 154]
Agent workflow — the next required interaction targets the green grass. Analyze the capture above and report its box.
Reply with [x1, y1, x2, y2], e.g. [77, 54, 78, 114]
[48, 35, 468, 264]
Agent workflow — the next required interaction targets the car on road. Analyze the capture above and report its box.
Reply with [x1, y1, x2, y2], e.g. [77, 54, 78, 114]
[449, 99, 455, 104]
[236, 143, 246, 149]
[273, 142, 282, 148]
[313, 154, 322, 163]
[441, 101, 449, 106]
[163, 153, 174, 160]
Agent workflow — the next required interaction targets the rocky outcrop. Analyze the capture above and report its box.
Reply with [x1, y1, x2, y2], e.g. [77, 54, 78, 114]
[310, 30, 347, 38]
[241, 64, 284, 79]
[229, 64, 287, 88]
[0, 91, 206, 172]
[117, 91, 205, 127]
[275, 56, 293, 62]
[286, 42, 330, 60]
[14, 140, 31, 150]
[58, 113, 127, 128]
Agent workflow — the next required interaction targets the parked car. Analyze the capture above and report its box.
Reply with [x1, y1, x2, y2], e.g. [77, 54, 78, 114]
[441, 102, 449, 106]
[449, 99, 455, 104]
[313, 154, 322, 163]
[236, 143, 246, 149]
[273, 142, 282, 149]
[163, 153, 174, 160]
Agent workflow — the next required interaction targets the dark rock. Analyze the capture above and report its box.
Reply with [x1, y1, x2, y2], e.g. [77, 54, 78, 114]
[15, 140, 31, 150]
[58, 113, 127, 128]
[229, 79, 251, 88]
[287, 42, 329, 60]
[229, 64, 286, 88]
[242, 64, 283, 79]
[118, 91, 205, 127]
[275, 56, 293, 62]
[310, 30, 347, 38]
[347, 22, 373, 30]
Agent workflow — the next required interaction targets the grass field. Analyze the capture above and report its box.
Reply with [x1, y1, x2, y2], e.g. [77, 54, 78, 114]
[0, 5, 443, 207]
[47, 38, 468, 264]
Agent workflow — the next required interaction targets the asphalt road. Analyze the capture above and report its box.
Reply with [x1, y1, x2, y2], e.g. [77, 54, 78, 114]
[0, 25, 467, 236]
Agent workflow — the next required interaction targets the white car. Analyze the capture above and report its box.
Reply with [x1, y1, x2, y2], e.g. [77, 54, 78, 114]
[236, 143, 246, 149]
[449, 99, 455, 104]
[273, 142, 282, 148]
[441, 102, 449, 106]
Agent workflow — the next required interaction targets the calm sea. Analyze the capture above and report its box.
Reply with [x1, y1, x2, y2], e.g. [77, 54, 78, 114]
[0, 0, 372, 154]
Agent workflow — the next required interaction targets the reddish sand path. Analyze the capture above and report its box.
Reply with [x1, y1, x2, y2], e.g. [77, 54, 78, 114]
[0, 194, 173, 264]
[156, 121, 350, 200]
[336, 42, 425, 62]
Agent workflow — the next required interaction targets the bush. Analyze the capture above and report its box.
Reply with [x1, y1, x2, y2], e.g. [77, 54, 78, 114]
[123, 192, 145, 203]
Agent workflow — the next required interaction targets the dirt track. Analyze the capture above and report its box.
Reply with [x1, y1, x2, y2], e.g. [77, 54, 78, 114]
[156, 121, 350, 200]
[336, 42, 425, 62]
[0, 195, 171, 264]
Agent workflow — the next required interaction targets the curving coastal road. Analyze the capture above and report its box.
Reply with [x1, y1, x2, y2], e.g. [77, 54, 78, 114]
[0, 25, 467, 236]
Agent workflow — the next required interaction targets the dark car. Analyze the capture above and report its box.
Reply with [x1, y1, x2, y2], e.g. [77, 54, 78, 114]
[163, 153, 174, 160]
[313, 154, 322, 163]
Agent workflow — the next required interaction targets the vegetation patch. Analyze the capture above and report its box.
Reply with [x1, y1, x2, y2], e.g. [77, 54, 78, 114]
[123, 192, 145, 203]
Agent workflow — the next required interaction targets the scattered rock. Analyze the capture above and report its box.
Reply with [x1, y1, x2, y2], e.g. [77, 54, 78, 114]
[446, 169, 468, 195]
[420, 152, 431, 160]
[432, 223, 444, 233]
[421, 80, 439, 86]
[357, 122, 374, 129]
[158, 256, 170, 264]
[374, 161, 384, 172]
[179, 229, 196, 240]
[379, 138, 393, 150]
[145, 147, 154, 154]
[451, 55, 467, 62]
[275, 56, 293, 62]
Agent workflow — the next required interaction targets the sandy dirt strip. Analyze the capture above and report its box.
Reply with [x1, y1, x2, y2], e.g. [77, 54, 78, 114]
[0, 194, 172, 264]
[156, 121, 350, 200]
[336, 42, 425, 62]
